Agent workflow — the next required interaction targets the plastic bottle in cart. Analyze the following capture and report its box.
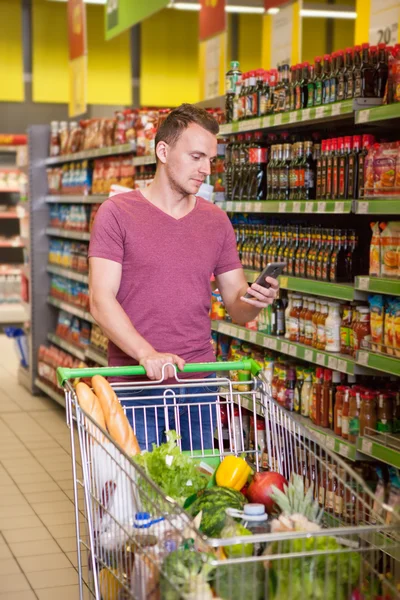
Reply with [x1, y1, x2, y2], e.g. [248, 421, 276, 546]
[241, 504, 269, 537]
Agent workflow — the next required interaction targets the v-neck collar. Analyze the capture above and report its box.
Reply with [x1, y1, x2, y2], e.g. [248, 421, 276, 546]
[137, 190, 199, 222]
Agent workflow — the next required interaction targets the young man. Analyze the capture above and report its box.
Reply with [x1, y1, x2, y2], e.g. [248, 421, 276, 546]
[88, 104, 279, 450]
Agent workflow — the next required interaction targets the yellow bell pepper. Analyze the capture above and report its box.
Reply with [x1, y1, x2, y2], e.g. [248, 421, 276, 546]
[216, 455, 251, 491]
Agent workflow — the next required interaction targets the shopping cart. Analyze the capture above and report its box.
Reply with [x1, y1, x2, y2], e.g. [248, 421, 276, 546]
[58, 360, 400, 600]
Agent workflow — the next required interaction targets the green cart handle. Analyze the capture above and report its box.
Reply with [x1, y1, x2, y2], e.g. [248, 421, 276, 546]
[57, 359, 261, 387]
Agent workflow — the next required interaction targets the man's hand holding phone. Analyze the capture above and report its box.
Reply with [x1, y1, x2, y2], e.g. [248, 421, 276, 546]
[240, 262, 284, 309]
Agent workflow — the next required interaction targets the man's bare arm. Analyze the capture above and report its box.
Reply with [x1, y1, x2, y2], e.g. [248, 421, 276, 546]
[89, 257, 185, 379]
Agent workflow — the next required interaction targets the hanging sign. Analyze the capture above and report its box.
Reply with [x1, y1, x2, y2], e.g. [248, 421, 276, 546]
[369, 0, 399, 46]
[199, 0, 226, 41]
[68, 0, 87, 117]
[262, 0, 302, 69]
[105, 0, 170, 41]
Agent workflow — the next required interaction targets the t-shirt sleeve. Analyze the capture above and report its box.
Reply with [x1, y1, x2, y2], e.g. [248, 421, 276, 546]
[214, 212, 243, 276]
[88, 200, 124, 264]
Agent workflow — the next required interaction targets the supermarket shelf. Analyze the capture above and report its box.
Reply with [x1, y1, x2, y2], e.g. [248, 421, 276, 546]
[355, 276, 400, 296]
[0, 303, 27, 323]
[47, 296, 95, 323]
[219, 100, 354, 135]
[355, 103, 400, 125]
[48, 333, 86, 362]
[45, 195, 107, 204]
[243, 270, 356, 301]
[45, 227, 90, 241]
[35, 377, 65, 407]
[354, 199, 400, 215]
[356, 350, 400, 377]
[47, 264, 89, 284]
[85, 346, 108, 366]
[0, 238, 24, 248]
[211, 320, 357, 374]
[45, 145, 156, 166]
[216, 200, 352, 214]
[357, 434, 400, 469]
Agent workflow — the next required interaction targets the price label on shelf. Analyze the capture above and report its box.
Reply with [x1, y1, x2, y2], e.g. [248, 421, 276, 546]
[249, 331, 257, 343]
[357, 201, 369, 214]
[318, 201, 327, 213]
[335, 201, 344, 213]
[269, 338, 278, 351]
[305, 201, 314, 213]
[280, 342, 289, 355]
[357, 277, 369, 291]
[302, 108, 311, 121]
[243, 202, 251, 212]
[289, 111, 297, 124]
[304, 349, 313, 362]
[316, 353, 326, 366]
[226, 202, 232, 211]
[331, 103, 341, 116]
[315, 106, 325, 119]
[278, 202, 286, 213]
[357, 109, 370, 124]
[337, 359, 348, 373]
[239, 121, 248, 132]
[238, 202, 245, 212]
[339, 444, 350, 458]
[326, 437, 335, 450]
[293, 201, 301, 213]
[362, 439, 373, 455]
[280, 276, 288, 288]
[328, 356, 338, 370]
[357, 351, 369, 366]
[289, 345, 298, 357]
[274, 114, 283, 126]
[254, 203, 263, 213]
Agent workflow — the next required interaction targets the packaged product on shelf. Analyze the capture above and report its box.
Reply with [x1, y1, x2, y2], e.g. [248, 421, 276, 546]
[90, 323, 108, 355]
[369, 295, 385, 352]
[49, 121, 60, 157]
[210, 290, 225, 320]
[380, 221, 400, 278]
[65, 122, 83, 155]
[59, 122, 69, 155]
[50, 275, 89, 310]
[136, 110, 158, 157]
[369, 221, 381, 277]
[38, 344, 87, 388]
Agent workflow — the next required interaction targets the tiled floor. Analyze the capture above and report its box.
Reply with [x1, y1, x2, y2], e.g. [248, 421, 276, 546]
[0, 335, 86, 599]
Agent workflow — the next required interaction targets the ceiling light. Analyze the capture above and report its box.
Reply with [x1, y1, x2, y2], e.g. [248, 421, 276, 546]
[169, 2, 263, 13]
[300, 8, 357, 19]
[267, 7, 280, 15]
[47, 0, 107, 4]
[168, 2, 200, 10]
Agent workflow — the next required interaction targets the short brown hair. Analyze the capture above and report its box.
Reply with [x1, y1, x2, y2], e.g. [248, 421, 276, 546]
[155, 103, 219, 149]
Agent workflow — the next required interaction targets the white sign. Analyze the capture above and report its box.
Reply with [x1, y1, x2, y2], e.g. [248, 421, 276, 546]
[271, 3, 293, 67]
[369, 0, 399, 46]
[204, 35, 223, 100]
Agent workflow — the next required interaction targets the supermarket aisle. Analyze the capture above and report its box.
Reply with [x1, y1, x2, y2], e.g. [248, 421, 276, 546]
[0, 335, 83, 599]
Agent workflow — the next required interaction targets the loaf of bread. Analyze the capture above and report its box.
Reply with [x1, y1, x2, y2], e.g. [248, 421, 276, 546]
[75, 382, 107, 432]
[91, 375, 141, 456]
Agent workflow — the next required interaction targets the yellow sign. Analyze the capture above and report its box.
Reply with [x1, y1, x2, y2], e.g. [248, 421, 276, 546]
[69, 55, 87, 117]
[199, 31, 227, 100]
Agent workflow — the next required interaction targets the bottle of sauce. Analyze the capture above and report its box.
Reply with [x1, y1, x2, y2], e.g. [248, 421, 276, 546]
[271, 364, 280, 400]
[359, 391, 377, 436]
[348, 389, 361, 443]
[330, 371, 342, 430]
[360, 43, 376, 97]
[322, 54, 332, 104]
[321, 369, 332, 428]
[301, 62, 310, 108]
[358, 134, 375, 199]
[289, 295, 302, 342]
[304, 141, 316, 199]
[353, 306, 371, 355]
[377, 393, 393, 433]
[225, 61, 242, 123]
[294, 367, 304, 414]
[311, 367, 323, 425]
[317, 302, 329, 350]
[341, 388, 350, 439]
[349, 304, 359, 357]
[289, 65, 297, 112]
[312, 301, 321, 348]
[299, 227, 312, 277]
[247, 132, 268, 200]
[279, 143, 292, 201]
[329, 52, 338, 103]
[325, 138, 334, 200]
[285, 367, 296, 411]
[375, 43, 388, 98]
[322, 229, 335, 281]
[336, 50, 346, 101]
[344, 47, 354, 99]
[325, 301, 341, 352]
[321, 139, 329, 199]
[276, 365, 287, 406]
[334, 467, 344, 517]
[347, 135, 360, 199]
[304, 297, 315, 346]
[316, 230, 327, 280]
[307, 64, 315, 108]
[275, 296, 285, 336]
[293, 64, 302, 110]
[339, 136, 351, 200]
[328, 229, 341, 283]
[334, 386, 345, 436]
[353, 45, 362, 98]
[318, 465, 327, 507]
[284, 293, 293, 340]
[313, 56, 323, 105]
[316, 140, 324, 198]
[299, 297, 308, 345]
[325, 465, 336, 512]
[331, 138, 340, 200]
[301, 369, 313, 417]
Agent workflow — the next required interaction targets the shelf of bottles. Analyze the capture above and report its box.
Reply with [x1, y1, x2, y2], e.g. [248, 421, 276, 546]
[216, 200, 353, 214]
[47, 296, 95, 324]
[355, 276, 400, 296]
[356, 432, 400, 469]
[355, 102, 400, 124]
[353, 199, 400, 215]
[46, 227, 91, 241]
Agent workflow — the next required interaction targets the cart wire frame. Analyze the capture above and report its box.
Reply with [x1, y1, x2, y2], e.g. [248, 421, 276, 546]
[60, 361, 400, 600]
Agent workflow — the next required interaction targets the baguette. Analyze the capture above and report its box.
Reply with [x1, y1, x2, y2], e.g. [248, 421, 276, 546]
[91, 375, 141, 456]
[75, 382, 107, 432]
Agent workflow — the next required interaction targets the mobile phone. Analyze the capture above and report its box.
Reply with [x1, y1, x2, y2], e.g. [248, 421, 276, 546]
[244, 262, 286, 299]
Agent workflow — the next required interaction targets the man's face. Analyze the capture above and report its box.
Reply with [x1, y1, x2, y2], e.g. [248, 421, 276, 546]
[162, 123, 218, 196]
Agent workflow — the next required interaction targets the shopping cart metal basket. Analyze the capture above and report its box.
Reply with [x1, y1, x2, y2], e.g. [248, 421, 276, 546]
[58, 360, 400, 600]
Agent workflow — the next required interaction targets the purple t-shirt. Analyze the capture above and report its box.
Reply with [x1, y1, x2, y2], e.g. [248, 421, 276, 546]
[88, 190, 242, 368]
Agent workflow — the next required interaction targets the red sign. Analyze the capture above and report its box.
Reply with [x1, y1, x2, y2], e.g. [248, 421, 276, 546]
[264, 0, 291, 9]
[199, 0, 226, 41]
[68, 0, 87, 60]
[0, 135, 27, 146]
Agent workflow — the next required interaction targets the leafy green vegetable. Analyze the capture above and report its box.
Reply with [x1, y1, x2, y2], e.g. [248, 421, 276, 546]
[214, 561, 266, 600]
[133, 430, 208, 505]
[160, 549, 215, 600]
[265, 536, 361, 600]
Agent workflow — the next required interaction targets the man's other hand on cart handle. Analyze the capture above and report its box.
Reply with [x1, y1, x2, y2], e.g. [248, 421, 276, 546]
[240, 276, 279, 309]
[139, 351, 186, 381]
